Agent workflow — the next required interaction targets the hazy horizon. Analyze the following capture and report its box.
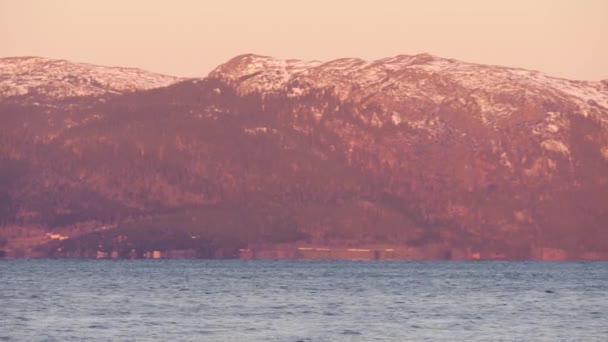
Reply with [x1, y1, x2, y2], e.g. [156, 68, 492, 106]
[1, 0, 607, 80]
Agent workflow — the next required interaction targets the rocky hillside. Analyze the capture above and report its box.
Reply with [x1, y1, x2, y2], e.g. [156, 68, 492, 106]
[0, 54, 607, 259]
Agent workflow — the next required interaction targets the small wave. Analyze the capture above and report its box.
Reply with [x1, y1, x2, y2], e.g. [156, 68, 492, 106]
[87, 324, 107, 329]
[342, 329, 362, 335]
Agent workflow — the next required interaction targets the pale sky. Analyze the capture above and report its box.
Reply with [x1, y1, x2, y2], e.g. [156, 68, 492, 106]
[1, 0, 607, 80]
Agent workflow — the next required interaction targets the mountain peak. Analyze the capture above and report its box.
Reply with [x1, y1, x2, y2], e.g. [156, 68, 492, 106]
[0, 56, 182, 99]
[208, 54, 321, 92]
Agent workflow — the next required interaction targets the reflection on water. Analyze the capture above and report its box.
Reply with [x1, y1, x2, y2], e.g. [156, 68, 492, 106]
[1, 260, 607, 341]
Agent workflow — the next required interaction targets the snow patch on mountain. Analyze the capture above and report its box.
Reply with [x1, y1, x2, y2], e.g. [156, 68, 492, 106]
[542, 140, 570, 154]
[602, 146, 608, 160]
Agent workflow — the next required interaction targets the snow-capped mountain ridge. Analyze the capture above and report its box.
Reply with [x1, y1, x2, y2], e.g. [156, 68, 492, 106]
[2, 53, 607, 130]
[209, 53, 608, 126]
[0, 56, 182, 99]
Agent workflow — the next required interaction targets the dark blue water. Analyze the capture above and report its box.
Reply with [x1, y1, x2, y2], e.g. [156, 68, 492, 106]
[1, 261, 607, 341]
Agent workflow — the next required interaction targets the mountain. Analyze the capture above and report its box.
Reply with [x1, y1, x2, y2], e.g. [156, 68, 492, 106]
[0, 56, 182, 100]
[0, 54, 607, 260]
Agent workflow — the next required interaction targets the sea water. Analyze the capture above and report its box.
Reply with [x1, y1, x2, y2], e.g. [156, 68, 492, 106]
[1, 260, 607, 341]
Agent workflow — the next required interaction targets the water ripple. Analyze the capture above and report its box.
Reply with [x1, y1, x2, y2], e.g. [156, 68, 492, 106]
[0, 260, 607, 341]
